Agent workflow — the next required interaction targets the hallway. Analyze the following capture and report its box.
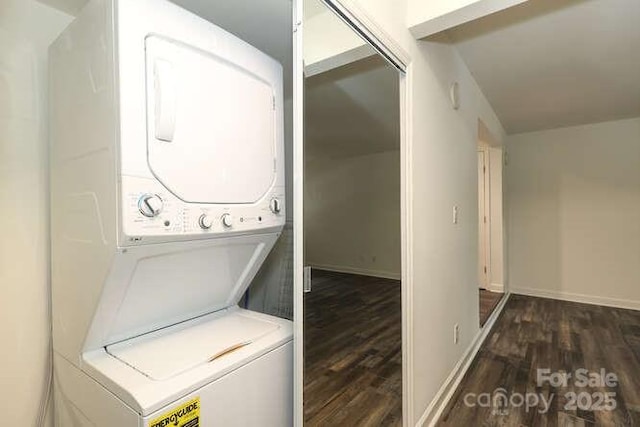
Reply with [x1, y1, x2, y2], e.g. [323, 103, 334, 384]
[438, 295, 640, 425]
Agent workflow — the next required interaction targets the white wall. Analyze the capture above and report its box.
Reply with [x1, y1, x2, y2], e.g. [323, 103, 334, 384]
[0, 1, 73, 425]
[330, 0, 505, 423]
[305, 150, 401, 279]
[507, 117, 640, 309]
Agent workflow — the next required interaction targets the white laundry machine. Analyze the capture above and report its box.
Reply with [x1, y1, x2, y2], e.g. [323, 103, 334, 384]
[49, 0, 292, 425]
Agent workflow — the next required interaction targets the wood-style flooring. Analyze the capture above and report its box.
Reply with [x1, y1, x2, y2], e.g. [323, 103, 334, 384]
[438, 294, 640, 426]
[304, 270, 402, 426]
[480, 289, 504, 326]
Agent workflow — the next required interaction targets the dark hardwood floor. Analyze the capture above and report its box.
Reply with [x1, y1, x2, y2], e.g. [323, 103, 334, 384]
[480, 289, 504, 326]
[438, 294, 640, 426]
[304, 270, 402, 426]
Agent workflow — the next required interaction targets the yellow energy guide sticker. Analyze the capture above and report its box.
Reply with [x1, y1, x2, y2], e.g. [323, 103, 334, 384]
[148, 397, 200, 427]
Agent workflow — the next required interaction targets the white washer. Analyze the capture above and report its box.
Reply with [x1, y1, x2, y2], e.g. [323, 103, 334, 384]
[49, 0, 292, 425]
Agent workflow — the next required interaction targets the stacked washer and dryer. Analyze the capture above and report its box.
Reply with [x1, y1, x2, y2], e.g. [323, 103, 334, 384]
[50, 0, 293, 425]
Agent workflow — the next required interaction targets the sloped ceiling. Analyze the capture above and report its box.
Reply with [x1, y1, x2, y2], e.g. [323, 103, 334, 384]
[305, 56, 400, 160]
[303, 0, 399, 160]
[446, 0, 640, 134]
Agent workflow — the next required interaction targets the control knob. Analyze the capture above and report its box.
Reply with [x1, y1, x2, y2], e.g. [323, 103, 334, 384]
[198, 214, 213, 229]
[221, 213, 233, 228]
[270, 198, 281, 214]
[138, 194, 163, 217]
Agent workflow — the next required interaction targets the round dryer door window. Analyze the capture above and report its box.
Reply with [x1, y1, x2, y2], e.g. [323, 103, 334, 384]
[145, 36, 278, 204]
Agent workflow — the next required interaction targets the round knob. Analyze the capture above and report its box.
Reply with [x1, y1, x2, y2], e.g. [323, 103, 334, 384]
[221, 213, 233, 228]
[198, 214, 213, 229]
[270, 198, 281, 214]
[138, 194, 163, 217]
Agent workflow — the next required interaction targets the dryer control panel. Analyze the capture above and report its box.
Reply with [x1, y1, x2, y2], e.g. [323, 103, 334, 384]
[120, 175, 285, 244]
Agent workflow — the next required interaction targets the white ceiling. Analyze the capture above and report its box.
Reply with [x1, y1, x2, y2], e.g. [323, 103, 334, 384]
[446, 0, 640, 134]
[305, 56, 400, 159]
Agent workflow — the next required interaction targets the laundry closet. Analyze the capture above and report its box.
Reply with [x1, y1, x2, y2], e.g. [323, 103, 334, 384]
[48, 0, 296, 425]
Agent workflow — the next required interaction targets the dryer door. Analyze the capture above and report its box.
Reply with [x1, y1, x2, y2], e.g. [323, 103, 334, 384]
[145, 36, 277, 204]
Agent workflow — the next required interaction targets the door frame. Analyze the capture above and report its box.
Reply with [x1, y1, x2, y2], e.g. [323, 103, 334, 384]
[476, 117, 507, 297]
[292, 0, 414, 425]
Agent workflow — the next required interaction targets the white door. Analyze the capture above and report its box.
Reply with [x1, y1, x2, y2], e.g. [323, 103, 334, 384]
[145, 36, 277, 204]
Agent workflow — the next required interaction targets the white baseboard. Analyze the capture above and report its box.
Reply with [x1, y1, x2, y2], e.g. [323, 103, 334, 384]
[308, 263, 401, 281]
[511, 287, 640, 311]
[487, 283, 504, 293]
[417, 293, 511, 427]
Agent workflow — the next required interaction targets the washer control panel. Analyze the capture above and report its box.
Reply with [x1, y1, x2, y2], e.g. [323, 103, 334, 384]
[121, 175, 285, 244]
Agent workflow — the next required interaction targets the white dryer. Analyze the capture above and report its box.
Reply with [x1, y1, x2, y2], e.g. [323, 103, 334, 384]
[49, 0, 292, 425]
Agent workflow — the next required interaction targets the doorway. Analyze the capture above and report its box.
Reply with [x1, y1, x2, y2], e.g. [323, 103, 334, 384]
[300, 0, 403, 424]
[477, 120, 505, 327]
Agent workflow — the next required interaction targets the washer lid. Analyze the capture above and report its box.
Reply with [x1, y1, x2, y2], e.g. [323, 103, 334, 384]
[88, 232, 282, 348]
[145, 36, 277, 204]
[106, 310, 280, 381]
